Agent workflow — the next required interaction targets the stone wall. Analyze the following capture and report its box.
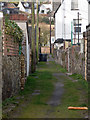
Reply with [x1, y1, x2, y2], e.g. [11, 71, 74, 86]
[87, 25, 90, 81]
[2, 18, 25, 100]
[2, 56, 21, 100]
[0, 16, 3, 119]
[54, 45, 85, 78]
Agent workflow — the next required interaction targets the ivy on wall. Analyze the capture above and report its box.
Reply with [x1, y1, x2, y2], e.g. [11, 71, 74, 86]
[5, 18, 23, 46]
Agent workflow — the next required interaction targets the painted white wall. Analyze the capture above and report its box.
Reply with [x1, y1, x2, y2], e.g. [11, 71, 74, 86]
[17, 2, 25, 12]
[15, 21, 30, 76]
[55, 0, 88, 44]
[88, 3, 90, 24]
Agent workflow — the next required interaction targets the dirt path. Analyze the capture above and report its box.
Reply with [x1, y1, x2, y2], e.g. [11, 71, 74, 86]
[3, 55, 88, 119]
[47, 74, 65, 106]
[47, 55, 64, 106]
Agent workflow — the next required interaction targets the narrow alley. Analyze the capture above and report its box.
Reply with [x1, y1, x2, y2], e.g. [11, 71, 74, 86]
[0, 1, 89, 119]
[3, 55, 88, 119]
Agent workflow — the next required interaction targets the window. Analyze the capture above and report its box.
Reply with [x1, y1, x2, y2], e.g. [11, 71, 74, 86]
[74, 27, 81, 32]
[73, 19, 82, 26]
[52, 38, 54, 42]
[73, 19, 82, 33]
[41, 10, 44, 13]
[71, 0, 78, 10]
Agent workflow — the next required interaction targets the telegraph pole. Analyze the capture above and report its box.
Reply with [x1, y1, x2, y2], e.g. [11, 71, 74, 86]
[50, 13, 51, 54]
[78, 12, 79, 44]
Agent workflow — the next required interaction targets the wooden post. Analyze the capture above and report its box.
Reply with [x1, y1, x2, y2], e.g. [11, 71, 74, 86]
[36, 0, 39, 62]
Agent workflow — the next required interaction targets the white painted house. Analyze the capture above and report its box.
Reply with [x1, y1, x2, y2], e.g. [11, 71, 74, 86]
[17, 2, 25, 12]
[88, 0, 90, 24]
[17, 2, 37, 14]
[54, 0, 88, 45]
[39, 4, 52, 14]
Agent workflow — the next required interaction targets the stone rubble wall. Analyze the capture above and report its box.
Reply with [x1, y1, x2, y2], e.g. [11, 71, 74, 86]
[2, 19, 25, 100]
[2, 56, 21, 100]
[54, 45, 85, 78]
[87, 25, 90, 81]
[0, 17, 3, 119]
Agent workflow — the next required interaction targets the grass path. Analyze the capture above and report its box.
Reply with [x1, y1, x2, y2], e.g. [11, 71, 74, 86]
[3, 60, 88, 118]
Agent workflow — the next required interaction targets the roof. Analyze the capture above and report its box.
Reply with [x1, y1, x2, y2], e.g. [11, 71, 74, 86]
[54, 38, 63, 43]
[54, 3, 61, 17]
[86, 24, 90, 29]
[52, 1, 61, 12]
[21, 2, 32, 9]
[87, 0, 90, 4]
[17, 2, 37, 9]
[2, 8, 19, 14]
[1, 2, 16, 9]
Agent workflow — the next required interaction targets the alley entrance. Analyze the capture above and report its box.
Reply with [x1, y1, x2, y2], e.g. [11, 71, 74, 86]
[3, 55, 88, 119]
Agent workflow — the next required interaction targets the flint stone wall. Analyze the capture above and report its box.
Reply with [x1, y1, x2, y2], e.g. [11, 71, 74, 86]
[54, 45, 85, 78]
[2, 56, 21, 100]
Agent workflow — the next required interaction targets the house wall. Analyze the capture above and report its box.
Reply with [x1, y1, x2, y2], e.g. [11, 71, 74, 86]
[40, 5, 47, 14]
[88, 3, 90, 24]
[39, 4, 52, 14]
[55, 0, 88, 44]
[15, 21, 30, 77]
[18, 2, 25, 12]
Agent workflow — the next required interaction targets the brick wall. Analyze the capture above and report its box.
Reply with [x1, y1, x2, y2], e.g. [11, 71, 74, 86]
[2, 20, 19, 56]
[9, 14, 27, 21]
[3, 34, 19, 56]
[2, 18, 26, 100]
